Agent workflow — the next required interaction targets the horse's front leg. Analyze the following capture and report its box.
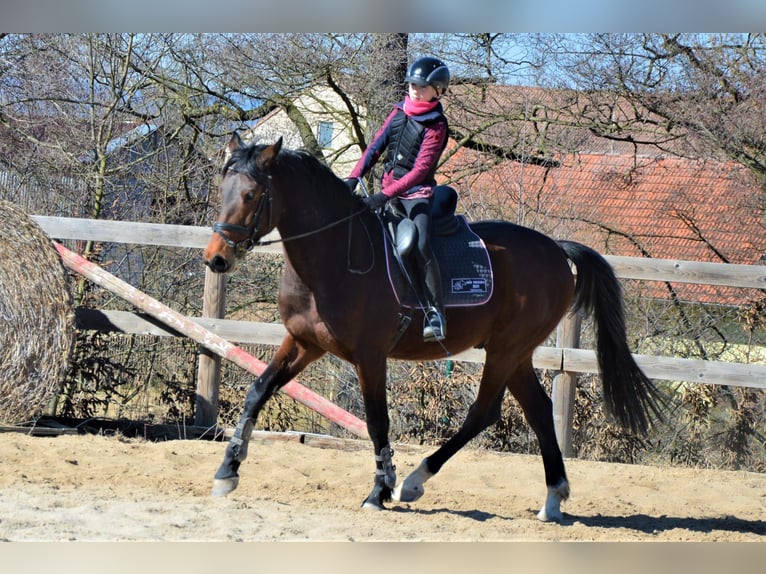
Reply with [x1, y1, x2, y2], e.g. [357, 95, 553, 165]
[212, 335, 324, 496]
[356, 355, 395, 510]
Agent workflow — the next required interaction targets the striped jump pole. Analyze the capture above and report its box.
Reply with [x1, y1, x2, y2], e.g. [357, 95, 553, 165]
[53, 241, 369, 439]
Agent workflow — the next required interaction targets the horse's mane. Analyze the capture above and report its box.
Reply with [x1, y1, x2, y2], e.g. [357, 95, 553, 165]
[227, 142, 364, 207]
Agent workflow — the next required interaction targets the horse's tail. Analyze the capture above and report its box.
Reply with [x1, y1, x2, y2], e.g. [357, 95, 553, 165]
[558, 240, 665, 436]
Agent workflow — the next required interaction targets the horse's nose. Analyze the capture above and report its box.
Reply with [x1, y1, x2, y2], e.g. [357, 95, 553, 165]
[206, 254, 230, 273]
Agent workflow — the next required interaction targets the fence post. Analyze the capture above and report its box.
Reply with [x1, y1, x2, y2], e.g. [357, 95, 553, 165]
[551, 310, 582, 458]
[195, 267, 226, 427]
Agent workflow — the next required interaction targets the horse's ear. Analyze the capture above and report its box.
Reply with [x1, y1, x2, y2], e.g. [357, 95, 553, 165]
[227, 132, 243, 153]
[257, 137, 283, 171]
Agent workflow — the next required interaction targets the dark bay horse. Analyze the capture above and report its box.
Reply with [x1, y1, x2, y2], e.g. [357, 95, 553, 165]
[203, 134, 665, 522]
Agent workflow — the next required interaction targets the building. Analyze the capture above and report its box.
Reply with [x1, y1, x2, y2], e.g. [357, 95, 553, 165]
[243, 81, 765, 305]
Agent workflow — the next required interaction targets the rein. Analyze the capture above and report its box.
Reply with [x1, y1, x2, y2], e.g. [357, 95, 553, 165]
[260, 206, 369, 246]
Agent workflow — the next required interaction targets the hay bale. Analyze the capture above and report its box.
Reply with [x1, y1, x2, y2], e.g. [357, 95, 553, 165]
[0, 200, 75, 423]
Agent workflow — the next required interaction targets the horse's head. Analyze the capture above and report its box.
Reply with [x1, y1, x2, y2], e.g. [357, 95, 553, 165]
[204, 134, 283, 273]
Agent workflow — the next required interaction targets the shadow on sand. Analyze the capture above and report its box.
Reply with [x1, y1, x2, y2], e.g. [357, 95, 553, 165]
[391, 504, 765, 536]
[561, 512, 766, 536]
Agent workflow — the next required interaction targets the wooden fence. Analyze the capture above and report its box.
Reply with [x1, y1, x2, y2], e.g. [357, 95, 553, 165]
[34, 216, 766, 454]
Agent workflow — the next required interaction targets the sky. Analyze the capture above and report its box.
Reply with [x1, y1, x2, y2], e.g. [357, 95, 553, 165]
[1, 0, 764, 32]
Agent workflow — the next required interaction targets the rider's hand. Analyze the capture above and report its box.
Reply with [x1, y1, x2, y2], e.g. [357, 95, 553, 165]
[363, 192, 389, 210]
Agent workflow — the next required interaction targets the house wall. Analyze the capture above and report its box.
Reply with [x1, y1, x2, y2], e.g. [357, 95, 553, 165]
[246, 86, 363, 177]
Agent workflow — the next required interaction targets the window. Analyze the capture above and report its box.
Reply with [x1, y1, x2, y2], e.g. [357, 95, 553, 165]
[317, 121, 334, 148]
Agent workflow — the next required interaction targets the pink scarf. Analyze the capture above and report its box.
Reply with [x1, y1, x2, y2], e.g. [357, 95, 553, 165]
[403, 95, 439, 117]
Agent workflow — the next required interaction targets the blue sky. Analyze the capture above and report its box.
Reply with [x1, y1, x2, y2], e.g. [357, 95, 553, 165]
[1, 1, 764, 33]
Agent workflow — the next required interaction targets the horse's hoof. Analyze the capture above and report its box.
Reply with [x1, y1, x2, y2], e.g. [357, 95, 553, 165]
[361, 486, 390, 511]
[392, 459, 431, 503]
[392, 481, 424, 503]
[536, 507, 563, 523]
[211, 476, 239, 497]
[537, 479, 569, 522]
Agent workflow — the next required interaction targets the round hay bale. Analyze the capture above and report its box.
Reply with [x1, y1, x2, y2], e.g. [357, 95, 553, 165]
[0, 200, 75, 424]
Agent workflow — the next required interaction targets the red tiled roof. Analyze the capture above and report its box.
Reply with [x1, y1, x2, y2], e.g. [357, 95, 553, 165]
[444, 151, 765, 305]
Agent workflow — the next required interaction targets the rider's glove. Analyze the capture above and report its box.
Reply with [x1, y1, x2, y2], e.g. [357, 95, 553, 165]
[363, 192, 389, 210]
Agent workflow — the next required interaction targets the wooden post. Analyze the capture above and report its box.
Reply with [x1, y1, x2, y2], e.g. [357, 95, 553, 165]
[195, 268, 226, 427]
[551, 310, 582, 458]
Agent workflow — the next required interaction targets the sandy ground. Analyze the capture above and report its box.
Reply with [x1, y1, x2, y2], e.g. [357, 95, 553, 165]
[0, 431, 764, 543]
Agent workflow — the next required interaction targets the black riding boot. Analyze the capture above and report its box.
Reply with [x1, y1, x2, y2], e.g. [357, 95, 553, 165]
[422, 257, 446, 342]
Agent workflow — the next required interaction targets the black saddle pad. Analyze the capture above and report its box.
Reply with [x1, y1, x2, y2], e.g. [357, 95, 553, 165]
[384, 215, 493, 309]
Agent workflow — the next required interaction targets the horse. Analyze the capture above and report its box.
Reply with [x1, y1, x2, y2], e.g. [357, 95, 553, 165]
[203, 133, 665, 522]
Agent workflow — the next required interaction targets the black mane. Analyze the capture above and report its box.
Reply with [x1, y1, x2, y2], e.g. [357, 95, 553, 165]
[227, 141, 364, 207]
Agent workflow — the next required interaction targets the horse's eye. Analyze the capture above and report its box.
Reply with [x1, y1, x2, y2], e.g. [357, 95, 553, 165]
[243, 192, 255, 202]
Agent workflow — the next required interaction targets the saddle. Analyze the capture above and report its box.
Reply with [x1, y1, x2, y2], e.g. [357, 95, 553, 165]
[382, 186, 493, 309]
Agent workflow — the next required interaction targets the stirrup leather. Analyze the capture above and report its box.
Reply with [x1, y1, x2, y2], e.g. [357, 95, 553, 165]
[423, 306, 446, 342]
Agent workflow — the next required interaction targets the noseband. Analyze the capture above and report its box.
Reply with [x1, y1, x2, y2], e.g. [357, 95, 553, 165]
[212, 167, 273, 258]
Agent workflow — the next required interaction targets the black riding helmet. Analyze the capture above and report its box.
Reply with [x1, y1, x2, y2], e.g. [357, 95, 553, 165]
[405, 56, 450, 95]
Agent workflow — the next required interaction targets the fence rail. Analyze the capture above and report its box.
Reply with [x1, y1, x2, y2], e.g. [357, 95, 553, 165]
[34, 216, 766, 454]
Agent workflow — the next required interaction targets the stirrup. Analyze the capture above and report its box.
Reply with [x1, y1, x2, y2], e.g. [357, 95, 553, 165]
[423, 307, 446, 342]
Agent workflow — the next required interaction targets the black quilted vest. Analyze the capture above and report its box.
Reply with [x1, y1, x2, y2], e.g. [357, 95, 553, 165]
[383, 108, 447, 188]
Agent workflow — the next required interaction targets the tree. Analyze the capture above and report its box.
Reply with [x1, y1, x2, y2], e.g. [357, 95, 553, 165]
[537, 33, 766, 189]
[1, 34, 761, 468]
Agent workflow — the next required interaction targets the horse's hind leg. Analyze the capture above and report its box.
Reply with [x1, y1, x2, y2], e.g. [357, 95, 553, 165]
[212, 334, 325, 497]
[506, 360, 569, 522]
[393, 357, 507, 505]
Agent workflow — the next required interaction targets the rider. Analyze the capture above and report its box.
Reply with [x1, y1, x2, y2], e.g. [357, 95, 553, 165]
[344, 56, 450, 342]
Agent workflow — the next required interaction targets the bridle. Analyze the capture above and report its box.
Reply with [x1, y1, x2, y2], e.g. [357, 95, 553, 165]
[212, 165, 369, 259]
[212, 166, 274, 259]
